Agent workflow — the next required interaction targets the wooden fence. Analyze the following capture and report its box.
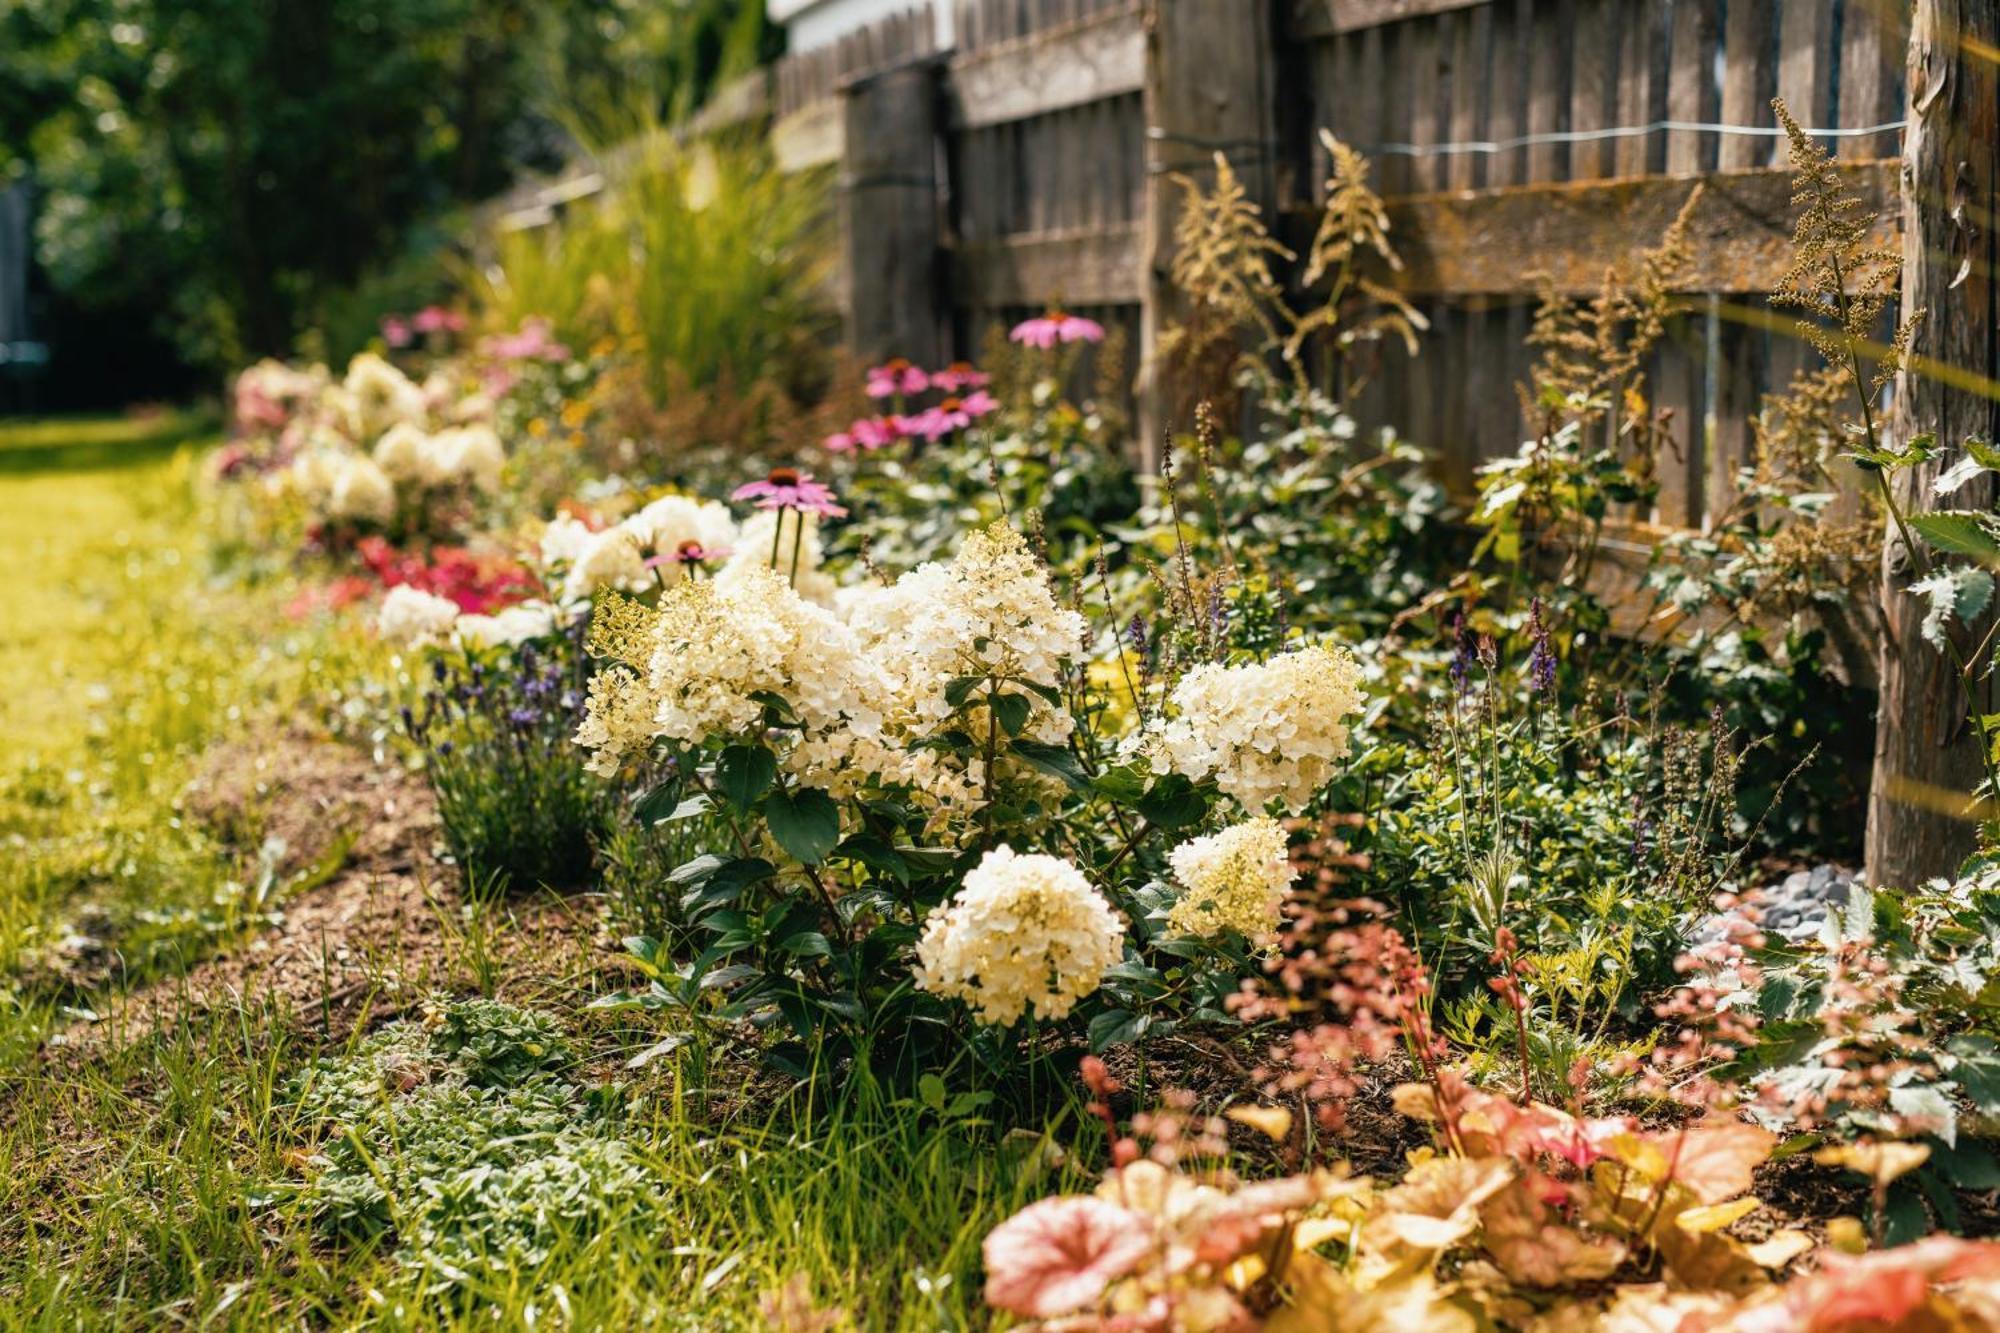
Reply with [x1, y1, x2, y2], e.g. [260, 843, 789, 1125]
[653, 0, 1909, 535]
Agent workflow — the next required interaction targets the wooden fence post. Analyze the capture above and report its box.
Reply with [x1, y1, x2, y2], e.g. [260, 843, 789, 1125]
[1865, 0, 2000, 886]
[1135, 0, 1277, 474]
[840, 59, 945, 368]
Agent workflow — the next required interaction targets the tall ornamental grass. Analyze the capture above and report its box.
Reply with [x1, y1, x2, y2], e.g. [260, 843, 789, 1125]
[470, 129, 832, 402]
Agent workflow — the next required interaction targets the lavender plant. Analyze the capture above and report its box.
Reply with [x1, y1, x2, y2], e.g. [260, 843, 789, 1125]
[404, 626, 612, 893]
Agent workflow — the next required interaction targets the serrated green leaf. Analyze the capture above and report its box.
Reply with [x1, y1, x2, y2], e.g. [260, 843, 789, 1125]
[1910, 511, 2000, 565]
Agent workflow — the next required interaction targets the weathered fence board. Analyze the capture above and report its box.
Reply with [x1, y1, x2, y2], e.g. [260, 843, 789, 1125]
[664, 0, 1911, 543]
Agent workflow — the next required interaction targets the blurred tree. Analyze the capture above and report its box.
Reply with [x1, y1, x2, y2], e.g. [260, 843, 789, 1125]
[0, 0, 773, 389]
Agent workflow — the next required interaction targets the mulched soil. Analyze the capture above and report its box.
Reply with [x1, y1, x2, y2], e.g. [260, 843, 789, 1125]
[36, 727, 599, 1070]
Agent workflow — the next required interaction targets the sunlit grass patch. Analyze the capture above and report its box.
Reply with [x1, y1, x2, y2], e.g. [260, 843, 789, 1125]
[0, 428, 368, 1057]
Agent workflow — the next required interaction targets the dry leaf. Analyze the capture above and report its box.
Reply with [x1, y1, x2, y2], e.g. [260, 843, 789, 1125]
[1227, 1104, 1295, 1143]
[1814, 1140, 1931, 1186]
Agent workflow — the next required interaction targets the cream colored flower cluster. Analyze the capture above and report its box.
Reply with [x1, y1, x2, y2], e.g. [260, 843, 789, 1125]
[541, 495, 743, 604]
[844, 524, 1083, 746]
[914, 846, 1124, 1026]
[573, 522, 1081, 822]
[372, 422, 505, 494]
[573, 563, 889, 781]
[1139, 644, 1366, 812]
[283, 353, 507, 529]
[375, 585, 563, 653]
[1166, 817, 1293, 939]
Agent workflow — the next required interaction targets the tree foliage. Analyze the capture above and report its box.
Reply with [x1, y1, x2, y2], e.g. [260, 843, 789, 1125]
[0, 0, 771, 380]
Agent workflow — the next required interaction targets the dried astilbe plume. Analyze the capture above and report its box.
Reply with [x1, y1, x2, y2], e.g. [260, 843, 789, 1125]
[1771, 98, 1905, 386]
[1286, 130, 1427, 393]
[1519, 183, 1704, 439]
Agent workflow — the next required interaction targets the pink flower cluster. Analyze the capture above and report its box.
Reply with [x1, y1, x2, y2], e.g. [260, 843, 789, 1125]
[824, 359, 999, 453]
[480, 317, 571, 364]
[381, 305, 468, 348]
[1009, 308, 1106, 350]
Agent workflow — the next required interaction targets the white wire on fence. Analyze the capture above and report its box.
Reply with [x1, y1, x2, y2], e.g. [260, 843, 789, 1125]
[1368, 118, 1909, 157]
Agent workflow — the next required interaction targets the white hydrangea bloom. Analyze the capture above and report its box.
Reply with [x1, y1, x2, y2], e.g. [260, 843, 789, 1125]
[539, 514, 596, 567]
[325, 455, 396, 524]
[376, 585, 461, 646]
[371, 422, 429, 480]
[574, 669, 659, 778]
[620, 494, 737, 580]
[845, 523, 1083, 746]
[573, 564, 895, 789]
[1166, 817, 1292, 938]
[718, 509, 837, 606]
[562, 527, 649, 602]
[1141, 644, 1366, 813]
[417, 424, 505, 492]
[454, 600, 561, 650]
[914, 846, 1124, 1026]
[342, 352, 428, 438]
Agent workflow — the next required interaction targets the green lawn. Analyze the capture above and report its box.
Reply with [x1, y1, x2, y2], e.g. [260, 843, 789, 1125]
[0, 420, 1039, 1329]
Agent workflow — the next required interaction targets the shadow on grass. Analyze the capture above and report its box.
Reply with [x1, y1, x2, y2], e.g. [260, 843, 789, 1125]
[0, 410, 221, 475]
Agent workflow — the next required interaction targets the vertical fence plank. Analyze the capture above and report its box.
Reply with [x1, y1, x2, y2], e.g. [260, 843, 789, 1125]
[1708, 303, 1765, 529]
[1777, 0, 1836, 150]
[1666, 0, 1721, 174]
[1614, 1, 1666, 177]
[1718, 0, 1777, 169]
[1448, 6, 1489, 192]
[1486, 0, 1528, 187]
[1408, 17, 1446, 193]
[1838, 0, 1909, 159]
[1138, 0, 1276, 465]
[1651, 319, 1707, 528]
[1568, 0, 1617, 180]
[843, 61, 944, 366]
[1525, 0, 1573, 182]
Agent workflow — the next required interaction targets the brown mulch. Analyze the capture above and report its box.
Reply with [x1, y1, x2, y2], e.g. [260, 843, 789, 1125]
[37, 727, 598, 1069]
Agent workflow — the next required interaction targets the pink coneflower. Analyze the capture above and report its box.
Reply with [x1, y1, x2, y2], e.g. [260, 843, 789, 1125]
[982, 1196, 1153, 1318]
[645, 539, 728, 570]
[381, 316, 413, 349]
[412, 305, 467, 335]
[908, 391, 1000, 441]
[865, 358, 930, 399]
[732, 466, 848, 518]
[824, 415, 907, 454]
[1010, 309, 1105, 349]
[930, 361, 991, 392]
[482, 317, 571, 363]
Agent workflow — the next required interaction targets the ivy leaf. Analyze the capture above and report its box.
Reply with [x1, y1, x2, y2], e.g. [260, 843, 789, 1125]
[717, 744, 777, 810]
[1909, 511, 2000, 566]
[1909, 567, 1995, 650]
[766, 787, 841, 865]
